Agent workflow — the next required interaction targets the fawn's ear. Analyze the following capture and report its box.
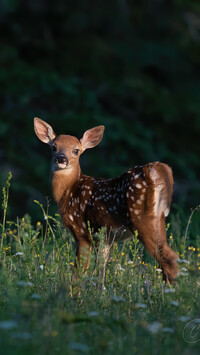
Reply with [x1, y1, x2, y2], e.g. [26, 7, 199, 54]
[80, 126, 105, 151]
[34, 117, 56, 144]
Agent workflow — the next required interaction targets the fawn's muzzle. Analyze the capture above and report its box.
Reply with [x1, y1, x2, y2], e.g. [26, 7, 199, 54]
[56, 154, 68, 167]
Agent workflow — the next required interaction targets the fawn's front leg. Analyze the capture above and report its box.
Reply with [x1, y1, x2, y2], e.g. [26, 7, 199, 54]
[75, 238, 92, 272]
[71, 238, 92, 295]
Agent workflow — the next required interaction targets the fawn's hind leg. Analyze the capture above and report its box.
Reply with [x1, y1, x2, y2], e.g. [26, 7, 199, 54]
[135, 163, 179, 282]
[136, 215, 179, 283]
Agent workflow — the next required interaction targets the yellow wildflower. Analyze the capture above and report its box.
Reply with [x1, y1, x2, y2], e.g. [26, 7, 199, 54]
[4, 246, 11, 250]
[37, 221, 41, 226]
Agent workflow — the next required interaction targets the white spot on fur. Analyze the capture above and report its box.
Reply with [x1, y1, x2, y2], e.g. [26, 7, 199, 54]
[134, 174, 140, 179]
[136, 183, 142, 189]
[80, 204, 85, 211]
[137, 200, 142, 205]
[134, 210, 140, 215]
[69, 215, 73, 221]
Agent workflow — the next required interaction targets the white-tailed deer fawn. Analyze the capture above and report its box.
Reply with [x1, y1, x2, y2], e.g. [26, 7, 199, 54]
[34, 118, 179, 283]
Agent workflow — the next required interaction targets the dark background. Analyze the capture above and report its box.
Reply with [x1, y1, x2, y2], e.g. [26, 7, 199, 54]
[0, 0, 200, 222]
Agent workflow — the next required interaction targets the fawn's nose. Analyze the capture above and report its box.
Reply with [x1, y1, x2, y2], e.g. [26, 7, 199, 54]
[56, 154, 68, 165]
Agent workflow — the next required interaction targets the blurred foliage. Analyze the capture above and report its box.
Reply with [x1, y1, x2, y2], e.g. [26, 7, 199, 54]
[0, 0, 200, 220]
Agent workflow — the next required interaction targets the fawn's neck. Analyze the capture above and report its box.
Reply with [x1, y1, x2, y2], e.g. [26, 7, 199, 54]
[51, 165, 81, 204]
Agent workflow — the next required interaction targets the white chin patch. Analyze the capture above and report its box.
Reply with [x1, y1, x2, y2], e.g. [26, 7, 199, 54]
[57, 163, 67, 169]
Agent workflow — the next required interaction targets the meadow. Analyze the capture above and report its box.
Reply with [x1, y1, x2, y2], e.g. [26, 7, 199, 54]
[0, 174, 200, 355]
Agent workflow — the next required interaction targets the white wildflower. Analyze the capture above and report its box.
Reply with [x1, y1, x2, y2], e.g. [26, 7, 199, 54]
[146, 321, 162, 334]
[87, 311, 99, 317]
[164, 288, 175, 294]
[176, 259, 190, 265]
[162, 327, 175, 334]
[31, 294, 41, 300]
[0, 320, 18, 330]
[117, 264, 125, 271]
[155, 268, 162, 273]
[112, 296, 125, 302]
[171, 301, 179, 307]
[177, 316, 191, 322]
[17, 281, 33, 287]
[135, 303, 147, 309]
[14, 252, 24, 256]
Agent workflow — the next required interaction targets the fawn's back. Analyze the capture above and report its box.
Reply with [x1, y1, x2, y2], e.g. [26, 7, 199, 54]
[59, 162, 173, 243]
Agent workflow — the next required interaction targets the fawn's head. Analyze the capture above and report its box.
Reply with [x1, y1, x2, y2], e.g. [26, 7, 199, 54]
[34, 118, 105, 173]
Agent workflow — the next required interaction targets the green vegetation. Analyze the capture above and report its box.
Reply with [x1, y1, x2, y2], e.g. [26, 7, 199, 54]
[1, 176, 200, 355]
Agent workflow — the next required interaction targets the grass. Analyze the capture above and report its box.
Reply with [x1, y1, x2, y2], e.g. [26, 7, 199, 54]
[0, 176, 200, 355]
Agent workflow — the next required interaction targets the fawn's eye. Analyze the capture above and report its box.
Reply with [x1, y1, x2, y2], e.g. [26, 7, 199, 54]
[74, 149, 79, 156]
[52, 144, 57, 152]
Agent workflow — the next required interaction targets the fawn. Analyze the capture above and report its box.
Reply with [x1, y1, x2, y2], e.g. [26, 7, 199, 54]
[34, 118, 179, 283]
